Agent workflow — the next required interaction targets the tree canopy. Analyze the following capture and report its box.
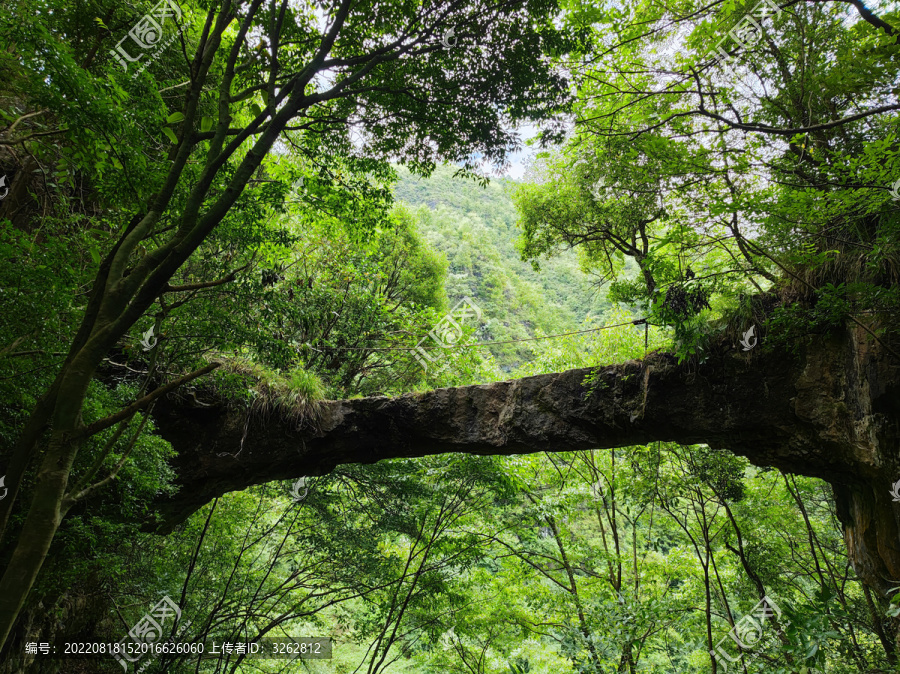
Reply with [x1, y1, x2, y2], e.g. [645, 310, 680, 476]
[0, 0, 899, 670]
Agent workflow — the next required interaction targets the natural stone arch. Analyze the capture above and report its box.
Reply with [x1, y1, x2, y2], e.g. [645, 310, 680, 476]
[149, 324, 900, 603]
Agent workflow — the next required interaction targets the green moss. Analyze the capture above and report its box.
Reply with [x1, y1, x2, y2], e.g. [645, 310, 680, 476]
[212, 359, 327, 423]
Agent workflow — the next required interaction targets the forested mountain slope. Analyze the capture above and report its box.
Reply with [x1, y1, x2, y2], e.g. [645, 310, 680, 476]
[394, 164, 614, 370]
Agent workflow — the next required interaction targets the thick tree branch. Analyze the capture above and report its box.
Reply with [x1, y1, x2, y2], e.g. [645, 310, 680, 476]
[797, 0, 899, 38]
[79, 362, 221, 439]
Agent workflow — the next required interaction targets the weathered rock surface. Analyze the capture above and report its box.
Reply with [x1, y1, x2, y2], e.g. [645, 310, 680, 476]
[150, 325, 900, 597]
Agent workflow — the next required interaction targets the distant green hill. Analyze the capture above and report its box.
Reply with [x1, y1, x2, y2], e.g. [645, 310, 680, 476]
[393, 164, 612, 371]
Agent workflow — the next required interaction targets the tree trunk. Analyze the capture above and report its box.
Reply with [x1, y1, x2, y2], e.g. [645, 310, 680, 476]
[0, 433, 81, 647]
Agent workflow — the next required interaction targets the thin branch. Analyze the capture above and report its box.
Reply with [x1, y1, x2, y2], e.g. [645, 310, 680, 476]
[163, 263, 251, 292]
[0, 109, 48, 135]
[696, 103, 900, 136]
[158, 80, 192, 94]
[0, 336, 27, 357]
[68, 413, 137, 497]
[62, 409, 152, 508]
[0, 128, 67, 146]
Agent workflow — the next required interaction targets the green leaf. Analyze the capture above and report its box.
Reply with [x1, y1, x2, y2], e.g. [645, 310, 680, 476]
[89, 243, 101, 265]
[166, 111, 185, 124]
[200, 117, 214, 133]
[250, 103, 263, 118]
[162, 127, 178, 144]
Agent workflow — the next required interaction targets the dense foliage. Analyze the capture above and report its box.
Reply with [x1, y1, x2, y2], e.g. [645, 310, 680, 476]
[0, 0, 898, 671]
